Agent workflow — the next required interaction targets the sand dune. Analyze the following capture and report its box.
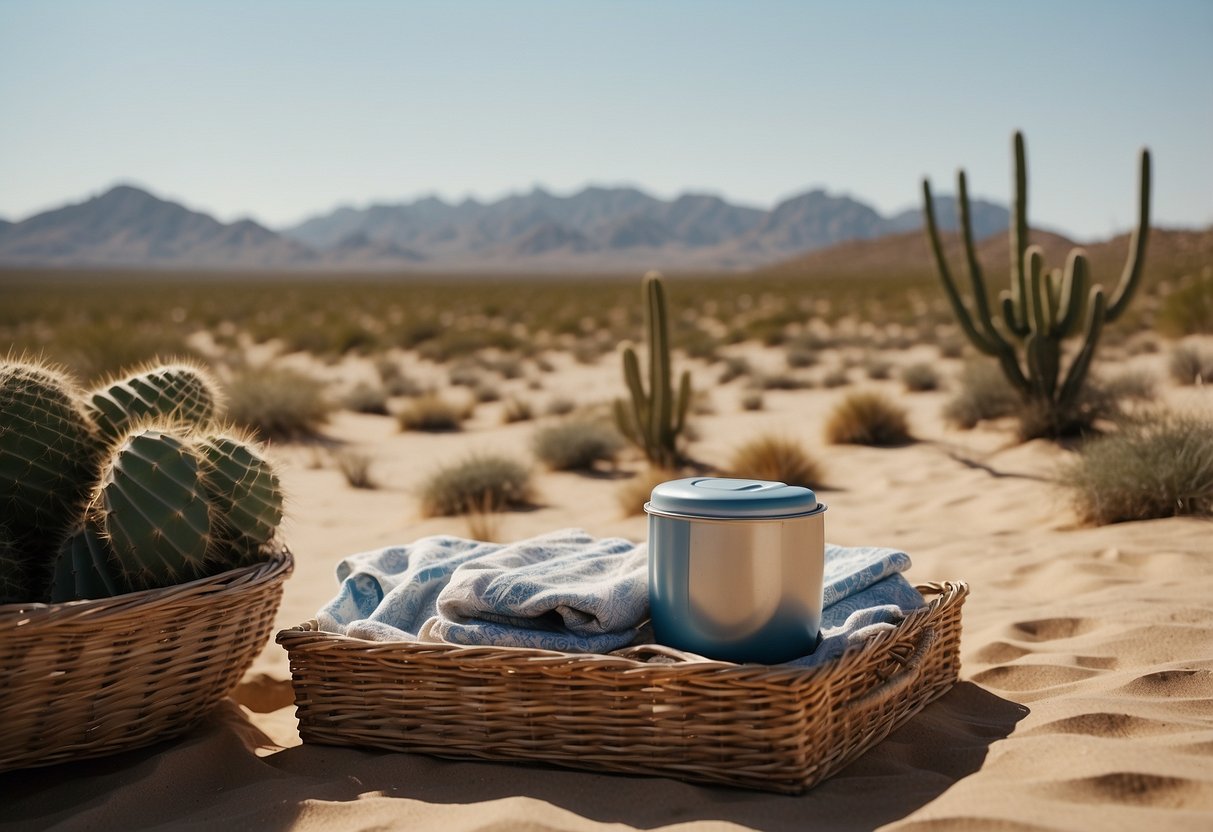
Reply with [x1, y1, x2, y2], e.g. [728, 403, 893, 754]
[3, 344, 1212, 831]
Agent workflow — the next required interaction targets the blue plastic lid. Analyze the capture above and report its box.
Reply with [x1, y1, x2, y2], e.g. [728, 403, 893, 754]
[645, 477, 819, 520]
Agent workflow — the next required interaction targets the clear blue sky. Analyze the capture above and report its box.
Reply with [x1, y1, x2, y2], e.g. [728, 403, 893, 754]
[2, 0, 1210, 240]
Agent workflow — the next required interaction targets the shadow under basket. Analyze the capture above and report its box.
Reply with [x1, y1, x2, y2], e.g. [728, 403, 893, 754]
[277, 580, 967, 794]
[0, 548, 293, 773]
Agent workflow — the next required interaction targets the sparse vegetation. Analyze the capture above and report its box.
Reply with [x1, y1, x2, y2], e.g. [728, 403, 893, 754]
[825, 390, 912, 446]
[1156, 268, 1213, 337]
[501, 396, 534, 424]
[419, 454, 534, 517]
[343, 382, 390, 415]
[532, 419, 624, 471]
[718, 355, 751, 384]
[728, 434, 824, 489]
[545, 396, 576, 416]
[863, 357, 893, 380]
[1168, 341, 1213, 386]
[224, 366, 332, 441]
[1061, 408, 1213, 525]
[740, 390, 764, 411]
[821, 368, 850, 388]
[397, 394, 467, 432]
[944, 360, 1022, 429]
[335, 450, 378, 489]
[901, 362, 941, 392]
[617, 467, 680, 517]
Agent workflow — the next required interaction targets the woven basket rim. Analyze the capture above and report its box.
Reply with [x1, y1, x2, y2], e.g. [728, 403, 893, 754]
[1, 546, 294, 628]
[277, 579, 967, 681]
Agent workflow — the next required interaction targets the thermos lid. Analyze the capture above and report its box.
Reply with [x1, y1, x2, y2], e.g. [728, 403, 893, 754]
[645, 477, 819, 520]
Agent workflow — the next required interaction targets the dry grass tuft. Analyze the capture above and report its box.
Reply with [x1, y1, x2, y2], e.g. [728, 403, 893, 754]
[397, 394, 468, 432]
[532, 419, 624, 471]
[224, 366, 332, 441]
[616, 467, 681, 517]
[825, 390, 912, 446]
[334, 449, 377, 489]
[1168, 341, 1213, 386]
[901, 362, 941, 392]
[728, 434, 824, 489]
[1061, 408, 1213, 525]
[419, 454, 533, 517]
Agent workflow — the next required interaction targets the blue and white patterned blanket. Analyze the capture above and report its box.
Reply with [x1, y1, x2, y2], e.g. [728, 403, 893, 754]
[316, 528, 924, 665]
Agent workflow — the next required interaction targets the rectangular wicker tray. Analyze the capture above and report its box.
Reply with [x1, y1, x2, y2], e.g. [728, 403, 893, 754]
[277, 580, 967, 794]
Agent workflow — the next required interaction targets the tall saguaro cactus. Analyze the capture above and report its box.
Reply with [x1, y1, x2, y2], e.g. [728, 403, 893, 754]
[923, 131, 1151, 437]
[614, 271, 692, 468]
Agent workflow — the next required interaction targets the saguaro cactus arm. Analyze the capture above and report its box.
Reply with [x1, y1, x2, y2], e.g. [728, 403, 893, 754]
[1105, 148, 1152, 321]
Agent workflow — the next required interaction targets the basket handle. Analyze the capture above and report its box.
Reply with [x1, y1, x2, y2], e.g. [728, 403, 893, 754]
[843, 626, 936, 710]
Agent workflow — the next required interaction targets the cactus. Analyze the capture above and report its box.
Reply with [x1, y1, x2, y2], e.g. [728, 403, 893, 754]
[613, 272, 692, 468]
[0, 360, 102, 588]
[922, 131, 1150, 437]
[0, 522, 22, 604]
[85, 361, 221, 443]
[92, 428, 215, 590]
[49, 522, 120, 602]
[196, 431, 284, 564]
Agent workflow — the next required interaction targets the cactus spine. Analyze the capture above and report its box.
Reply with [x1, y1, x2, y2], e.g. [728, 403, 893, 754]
[614, 272, 692, 469]
[922, 131, 1150, 436]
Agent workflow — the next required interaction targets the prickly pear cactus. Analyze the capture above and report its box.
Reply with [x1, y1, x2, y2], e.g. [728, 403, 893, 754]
[49, 522, 120, 602]
[196, 432, 284, 565]
[0, 360, 101, 586]
[0, 521, 22, 604]
[85, 361, 221, 443]
[93, 428, 214, 590]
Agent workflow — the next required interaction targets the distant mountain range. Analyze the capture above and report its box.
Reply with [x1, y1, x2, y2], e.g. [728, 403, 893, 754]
[0, 183, 1016, 272]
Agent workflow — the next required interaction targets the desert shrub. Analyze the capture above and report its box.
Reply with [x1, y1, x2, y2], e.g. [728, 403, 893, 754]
[691, 389, 715, 416]
[534, 355, 556, 373]
[489, 355, 525, 379]
[501, 396, 534, 424]
[901, 362, 941, 392]
[1100, 368, 1158, 402]
[1168, 341, 1213, 386]
[937, 336, 966, 359]
[532, 419, 624, 471]
[786, 347, 817, 369]
[718, 356, 751, 384]
[1014, 373, 1157, 442]
[545, 396, 576, 416]
[473, 382, 501, 403]
[617, 467, 680, 517]
[375, 357, 425, 397]
[825, 390, 912, 446]
[224, 366, 332, 441]
[740, 390, 764, 411]
[757, 372, 812, 390]
[43, 323, 197, 384]
[419, 454, 534, 517]
[821, 368, 850, 389]
[728, 434, 824, 489]
[1156, 269, 1213, 337]
[335, 450, 377, 489]
[397, 394, 467, 432]
[943, 360, 1021, 428]
[343, 382, 390, 415]
[1061, 409, 1213, 525]
[448, 362, 481, 387]
[864, 358, 893, 380]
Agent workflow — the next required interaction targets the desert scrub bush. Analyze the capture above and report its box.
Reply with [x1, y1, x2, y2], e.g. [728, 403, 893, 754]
[419, 454, 534, 517]
[342, 382, 390, 415]
[740, 390, 764, 411]
[1061, 409, 1213, 524]
[863, 357, 893, 380]
[825, 390, 912, 446]
[545, 396, 576, 416]
[786, 346, 817, 369]
[821, 368, 850, 389]
[397, 394, 467, 432]
[473, 382, 501, 403]
[448, 362, 482, 387]
[717, 356, 751, 384]
[532, 419, 624, 471]
[616, 467, 680, 517]
[1168, 341, 1213, 386]
[1156, 268, 1213, 337]
[757, 372, 812, 390]
[335, 449, 377, 489]
[501, 396, 534, 424]
[944, 360, 1021, 428]
[728, 434, 824, 489]
[375, 357, 424, 397]
[901, 362, 941, 392]
[224, 366, 332, 441]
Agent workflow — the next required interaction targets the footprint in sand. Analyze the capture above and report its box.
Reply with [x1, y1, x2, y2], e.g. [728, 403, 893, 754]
[1007, 617, 1098, 642]
[1024, 711, 1199, 739]
[971, 663, 1102, 692]
[1118, 668, 1213, 699]
[972, 641, 1032, 663]
[1039, 772, 1213, 811]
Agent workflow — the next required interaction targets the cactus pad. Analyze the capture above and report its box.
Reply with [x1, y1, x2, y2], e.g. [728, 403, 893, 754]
[94, 428, 214, 589]
[0, 521, 23, 604]
[86, 362, 221, 443]
[196, 433, 283, 563]
[49, 522, 120, 602]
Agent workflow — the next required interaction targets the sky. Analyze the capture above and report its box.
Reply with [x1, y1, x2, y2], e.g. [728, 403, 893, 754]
[1, 0, 1210, 241]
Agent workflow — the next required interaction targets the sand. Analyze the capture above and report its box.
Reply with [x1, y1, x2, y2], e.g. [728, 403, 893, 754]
[3, 343, 1212, 831]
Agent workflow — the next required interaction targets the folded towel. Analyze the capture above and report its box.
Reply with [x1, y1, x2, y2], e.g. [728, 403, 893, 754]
[316, 530, 925, 664]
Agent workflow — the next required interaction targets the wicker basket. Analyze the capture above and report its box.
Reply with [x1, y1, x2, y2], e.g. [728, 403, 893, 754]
[0, 549, 293, 773]
[277, 580, 966, 793]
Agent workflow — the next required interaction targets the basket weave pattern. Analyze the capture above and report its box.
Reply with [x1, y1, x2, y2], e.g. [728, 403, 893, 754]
[278, 580, 966, 793]
[0, 549, 293, 772]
